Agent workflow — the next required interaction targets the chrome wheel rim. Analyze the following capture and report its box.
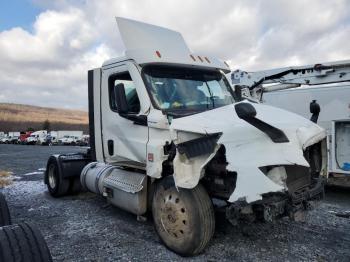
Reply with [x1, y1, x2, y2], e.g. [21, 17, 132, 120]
[48, 164, 57, 189]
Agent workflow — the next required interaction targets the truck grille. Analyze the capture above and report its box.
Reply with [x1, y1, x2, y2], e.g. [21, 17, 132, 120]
[285, 165, 311, 193]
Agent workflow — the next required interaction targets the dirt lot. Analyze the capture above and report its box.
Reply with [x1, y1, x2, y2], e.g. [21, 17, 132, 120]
[0, 144, 349, 261]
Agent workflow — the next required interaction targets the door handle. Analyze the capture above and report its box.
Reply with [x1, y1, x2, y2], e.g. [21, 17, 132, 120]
[107, 140, 114, 156]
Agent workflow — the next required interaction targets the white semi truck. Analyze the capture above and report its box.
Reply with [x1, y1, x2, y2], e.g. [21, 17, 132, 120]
[231, 61, 350, 187]
[45, 18, 327, 256]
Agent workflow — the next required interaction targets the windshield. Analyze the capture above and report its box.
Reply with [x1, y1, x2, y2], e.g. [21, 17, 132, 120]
[143, 66, 235, 113]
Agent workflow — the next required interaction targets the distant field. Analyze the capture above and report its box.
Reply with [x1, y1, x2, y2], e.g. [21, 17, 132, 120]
[0, 103, 89, 132]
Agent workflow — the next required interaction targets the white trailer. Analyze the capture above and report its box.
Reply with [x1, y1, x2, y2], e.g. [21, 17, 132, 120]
[8, 132, 20, 137]
[44, 18, 327, 256]
[231, 61, 350, 186]
[56, 130, 83, 139]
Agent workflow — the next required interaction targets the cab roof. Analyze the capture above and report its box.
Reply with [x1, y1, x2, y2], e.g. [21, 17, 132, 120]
[102, 17, 230, 73]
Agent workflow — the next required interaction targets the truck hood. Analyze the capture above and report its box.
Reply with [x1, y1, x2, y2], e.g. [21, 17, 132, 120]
[170, 101, 326, 203]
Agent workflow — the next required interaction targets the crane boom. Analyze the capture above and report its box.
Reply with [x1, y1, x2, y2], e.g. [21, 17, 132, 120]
[231, 59, 350, 101]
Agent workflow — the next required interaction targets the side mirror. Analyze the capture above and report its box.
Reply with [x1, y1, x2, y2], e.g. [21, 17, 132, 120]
[235, 102, 257, 119]
[115, 83, 128, 115]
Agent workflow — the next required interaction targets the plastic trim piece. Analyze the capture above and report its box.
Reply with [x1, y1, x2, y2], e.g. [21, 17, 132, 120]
[176, 133, 221, 158]
[235, 103, 289, 143]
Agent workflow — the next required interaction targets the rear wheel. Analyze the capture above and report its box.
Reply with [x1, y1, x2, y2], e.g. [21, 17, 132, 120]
[0, 193, 11, 226]
[0, 223, 52, 262]
[46, 157, 70, 197]
[152, 176, 215, 256]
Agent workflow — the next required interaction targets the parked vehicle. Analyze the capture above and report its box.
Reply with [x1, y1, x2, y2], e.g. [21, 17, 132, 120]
[26, 130, 47, 145]
[0, 136, 10, 144]
[19, 131, 33, 144]
[78, 135, 90, 146]
[0, 136, 17, 144]
[58, 135, 82, 145]
[44, 18, 326, 256]
[263, 85, 350, 186]
[9, 136, 19, 144]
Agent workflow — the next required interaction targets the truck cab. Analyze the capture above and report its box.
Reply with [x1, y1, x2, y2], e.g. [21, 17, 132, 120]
[45, 18, 327, 256]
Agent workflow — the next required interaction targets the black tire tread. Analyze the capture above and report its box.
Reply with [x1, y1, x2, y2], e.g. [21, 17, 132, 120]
[46, 157, 70, 197]
[0, 223, 52, 262]
[0, 193, 11, 226]
[192, 184, 215, 255]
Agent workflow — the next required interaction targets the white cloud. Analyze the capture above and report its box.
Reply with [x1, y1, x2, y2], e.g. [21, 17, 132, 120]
[0, 0, 350, 109]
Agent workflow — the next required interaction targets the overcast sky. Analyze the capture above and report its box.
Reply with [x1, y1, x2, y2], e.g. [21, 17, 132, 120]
[0, 0, 350, 110]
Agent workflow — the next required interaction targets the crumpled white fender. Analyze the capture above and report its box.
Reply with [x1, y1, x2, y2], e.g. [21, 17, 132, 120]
[170, 102, 326, 203]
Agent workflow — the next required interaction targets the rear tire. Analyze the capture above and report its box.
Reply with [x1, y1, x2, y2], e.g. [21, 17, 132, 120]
[0, 223, 52, 262]
[152, 176, 215, 256]
[0, 193, 11, 226]
[45, 157, 70, 197]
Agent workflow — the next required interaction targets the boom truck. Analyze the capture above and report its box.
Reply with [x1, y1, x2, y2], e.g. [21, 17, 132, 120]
[44, 18, 327, 256]
[231, 60, 350, 186]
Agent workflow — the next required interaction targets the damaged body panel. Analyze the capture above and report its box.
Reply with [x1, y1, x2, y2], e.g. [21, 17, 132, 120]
[170, 102, 326, 203]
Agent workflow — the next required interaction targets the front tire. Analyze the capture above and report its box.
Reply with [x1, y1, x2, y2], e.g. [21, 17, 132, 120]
[152, 176, 215, 256]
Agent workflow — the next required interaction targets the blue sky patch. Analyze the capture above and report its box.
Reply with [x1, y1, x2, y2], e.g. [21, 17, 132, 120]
[0, 0, 42, 32]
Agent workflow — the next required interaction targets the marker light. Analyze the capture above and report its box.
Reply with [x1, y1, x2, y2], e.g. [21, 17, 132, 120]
[205, 57, 211, 63]
[156, 51, 161, 58]
[190, 54, 196, 61]
[197, 56, 203, 62]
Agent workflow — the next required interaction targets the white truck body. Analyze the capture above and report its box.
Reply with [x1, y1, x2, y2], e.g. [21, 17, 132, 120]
[26, 130, 47, 144]
[56, 131, 83, 139]
[45, 18, 327, 256]
[88, 17, 326, 200]
[8, 132, 20, 137]
[55, 131, 82, 145]
[58, 135, 82, 145]
[0, 136, 10, 143]
[263, 84, 350, 179]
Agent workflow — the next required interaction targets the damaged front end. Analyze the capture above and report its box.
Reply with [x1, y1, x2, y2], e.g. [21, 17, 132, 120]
[169, 102, 327, 225]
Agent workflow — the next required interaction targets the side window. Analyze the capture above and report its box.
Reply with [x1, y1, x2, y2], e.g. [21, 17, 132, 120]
[108, 71, 140, 114]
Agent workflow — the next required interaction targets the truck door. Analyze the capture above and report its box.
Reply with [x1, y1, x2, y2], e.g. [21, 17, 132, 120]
[101, 64, 149, 167]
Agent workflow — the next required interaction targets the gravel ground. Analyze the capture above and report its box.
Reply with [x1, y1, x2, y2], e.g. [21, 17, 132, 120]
[0, 144, 349, 261]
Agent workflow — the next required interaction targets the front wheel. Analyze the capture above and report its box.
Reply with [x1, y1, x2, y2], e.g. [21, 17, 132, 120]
[152, 176, 215, 256]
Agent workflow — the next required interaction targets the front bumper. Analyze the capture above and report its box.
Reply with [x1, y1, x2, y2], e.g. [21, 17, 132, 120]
[226, 177, 325, 225]
[289, 177, 325, 205]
